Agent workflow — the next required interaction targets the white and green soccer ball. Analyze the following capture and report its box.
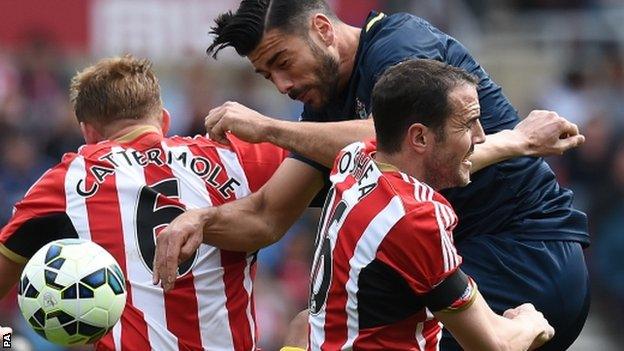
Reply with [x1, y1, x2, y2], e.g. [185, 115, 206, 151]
[17, 238, 127, 346]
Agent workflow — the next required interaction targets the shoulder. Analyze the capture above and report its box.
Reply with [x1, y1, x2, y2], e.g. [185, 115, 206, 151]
[383, 176, 457, 235]
[359, 13, 449, 86]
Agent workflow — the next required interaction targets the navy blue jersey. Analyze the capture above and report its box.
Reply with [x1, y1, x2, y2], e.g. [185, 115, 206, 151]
[301, 12, 589, 245]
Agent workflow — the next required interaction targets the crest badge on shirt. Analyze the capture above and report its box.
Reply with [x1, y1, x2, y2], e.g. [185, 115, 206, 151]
[355, 98, 368, 119]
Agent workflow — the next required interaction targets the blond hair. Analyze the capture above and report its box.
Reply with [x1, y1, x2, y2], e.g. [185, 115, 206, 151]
[70, 55, 162, 125]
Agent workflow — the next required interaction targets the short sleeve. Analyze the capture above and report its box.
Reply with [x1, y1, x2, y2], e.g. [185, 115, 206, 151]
[0, 164, 76, 263]
[227, 135, 289, 193]
[376, 202, 462, 294]
[361, 16, 448, 97]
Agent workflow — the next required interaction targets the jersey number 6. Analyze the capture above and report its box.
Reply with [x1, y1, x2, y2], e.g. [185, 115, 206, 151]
[310, 188, 348, 315]
[135, 179, 197, 276]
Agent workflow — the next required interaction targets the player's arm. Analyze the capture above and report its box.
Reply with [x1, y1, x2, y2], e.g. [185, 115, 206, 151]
[0, 250, 24, 299]
[205, 102, 583, 174]
[388, 206, 552, 351]
[153, 159, 324, 291]
[205, 101, 374, 167]
[282, 309, 309, 351]
[470, 110, 585, 173]
[434, 288, 553, 351]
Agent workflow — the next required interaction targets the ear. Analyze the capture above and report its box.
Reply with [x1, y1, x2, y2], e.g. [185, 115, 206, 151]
[311, 14, 335, 47]
[80, 122, 105, 144]
[406, 123, 429, 154]
[160, 108, 171, 136]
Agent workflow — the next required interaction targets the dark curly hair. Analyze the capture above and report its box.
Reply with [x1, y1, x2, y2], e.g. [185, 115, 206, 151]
[207, 0, 335, 58]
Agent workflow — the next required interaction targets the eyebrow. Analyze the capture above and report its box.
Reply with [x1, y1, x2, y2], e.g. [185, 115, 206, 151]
[254, 49, 287, 73]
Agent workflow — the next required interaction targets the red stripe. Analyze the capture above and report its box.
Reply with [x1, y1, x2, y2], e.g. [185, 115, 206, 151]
[82, 150, 151, 351]
[170, 137, 257, 349]
[352, 311, 426, 349]
[321, 181, 394, 350]
[423, 318, 442, 351]
[201, 142, 255, 350]
[185, 143, 232, 205]
[142, 147, 203, 351]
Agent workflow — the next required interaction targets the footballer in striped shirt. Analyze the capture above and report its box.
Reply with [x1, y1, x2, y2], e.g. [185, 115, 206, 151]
[307, 60, 554, 351]
[0, 56, 289, 351]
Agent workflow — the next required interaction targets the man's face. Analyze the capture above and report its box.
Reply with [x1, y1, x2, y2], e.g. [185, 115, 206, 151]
[248, 29, 340, 110]
[423, 84, 486, 190]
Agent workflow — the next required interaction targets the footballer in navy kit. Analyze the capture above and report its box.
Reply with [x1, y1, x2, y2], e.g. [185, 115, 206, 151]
[155, 1, 589, 350]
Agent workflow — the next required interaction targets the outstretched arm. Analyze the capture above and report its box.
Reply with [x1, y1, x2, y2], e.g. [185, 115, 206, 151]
[435, 292, 553, 351]
[470, 110, 585, 172]
[153, 159, 324, 291]
[205, 103, 584, 172]
[205, 101, 374, 167]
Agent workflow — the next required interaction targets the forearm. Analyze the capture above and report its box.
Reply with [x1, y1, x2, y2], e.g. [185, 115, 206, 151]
[487, 313, 541, 351]
[0, 253, 23, 299]
[438, 294, 545, 351]
[283, 309, 309, 349]
[267, 119, 375, 167]
[199, 194, 278, 252]
[201, 159, 325, 252]
[469, 130, 524, 173]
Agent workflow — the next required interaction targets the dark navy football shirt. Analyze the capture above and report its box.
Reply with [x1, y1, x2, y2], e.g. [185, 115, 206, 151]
[299, 11, 589, 245]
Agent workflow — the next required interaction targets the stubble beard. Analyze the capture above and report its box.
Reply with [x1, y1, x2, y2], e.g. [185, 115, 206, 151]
[307, 40, 341, 110]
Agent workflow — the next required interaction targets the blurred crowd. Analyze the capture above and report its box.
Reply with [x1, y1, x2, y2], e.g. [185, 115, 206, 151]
[1, 0, 623, 350]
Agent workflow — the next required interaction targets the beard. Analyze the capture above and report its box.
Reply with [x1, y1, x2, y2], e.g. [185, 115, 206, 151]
[423, 141, 473, 191]
[296, 39, 341, 110]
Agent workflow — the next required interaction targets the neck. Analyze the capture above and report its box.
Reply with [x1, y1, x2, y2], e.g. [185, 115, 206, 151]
[105, 120, 162, 141]
[375, 150, 428, 187]
[335, 23, 362, 92]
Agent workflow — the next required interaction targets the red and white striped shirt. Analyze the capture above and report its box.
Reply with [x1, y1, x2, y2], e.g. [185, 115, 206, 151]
[0, 129, 288, 351]
[309, 141, 470, 351]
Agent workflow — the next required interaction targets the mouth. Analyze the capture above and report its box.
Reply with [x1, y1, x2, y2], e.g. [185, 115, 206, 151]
[298, 89, 311, 104]
[462, 145, 475, 168]
[289, 88, 308, 102]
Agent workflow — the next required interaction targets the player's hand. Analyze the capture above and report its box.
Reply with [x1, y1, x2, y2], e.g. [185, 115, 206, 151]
[205, 101, 275, 145]
[512, 110, 585, 157]
[153, 208, 211, 291]
[503, 303, 555, 350]
[0, 326, 11, 337]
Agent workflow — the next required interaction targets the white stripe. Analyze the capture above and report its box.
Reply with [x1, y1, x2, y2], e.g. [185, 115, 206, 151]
[65, 156, 92, 241]
[112, 320, 121, 351]
[162, 143, 239, 350]
[420, 184, 428, 202]
[216, 147, 251, 200]
[415, 321, 426, 351]
[440, 204, 456, 231]
[216, 146, 257, 349]
[425, 184, 434, 201]
[310, 163, 383, 350]
[437, 202, 451, 228]
[400, 172, 410, 183]
[187, 245, 235, 350]
[413, 183, 422, 202]
[242, 255, 257, 349]
[433, 203, 451, 272]
[110, 146, 177, 351]
[342, 196, 407, 350]
[434, 202, 457, 270]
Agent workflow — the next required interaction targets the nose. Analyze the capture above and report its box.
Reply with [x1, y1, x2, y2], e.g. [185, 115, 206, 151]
[272, 72, 294, 95]
[472, 120, 486, 144]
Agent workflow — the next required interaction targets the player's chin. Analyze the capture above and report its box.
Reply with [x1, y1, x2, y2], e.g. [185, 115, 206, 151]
[457, 167, 472, 187]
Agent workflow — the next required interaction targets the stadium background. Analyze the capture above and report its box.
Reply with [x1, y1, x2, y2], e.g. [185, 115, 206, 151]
[0, 0, 622, 350]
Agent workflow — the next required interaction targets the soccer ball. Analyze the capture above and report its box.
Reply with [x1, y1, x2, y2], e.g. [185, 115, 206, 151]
[17, 239, 127, 345]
